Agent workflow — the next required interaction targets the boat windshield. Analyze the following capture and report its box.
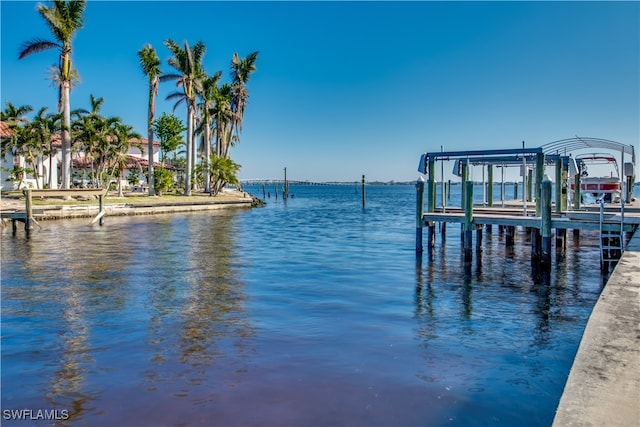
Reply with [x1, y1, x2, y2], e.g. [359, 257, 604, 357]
[576, 153, 619, 177]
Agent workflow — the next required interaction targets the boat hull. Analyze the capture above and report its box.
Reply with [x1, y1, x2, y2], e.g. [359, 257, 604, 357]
[570, 177, 621, 203]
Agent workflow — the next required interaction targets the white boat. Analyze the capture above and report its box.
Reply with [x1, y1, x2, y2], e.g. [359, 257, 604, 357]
[570, 153, 622, 203]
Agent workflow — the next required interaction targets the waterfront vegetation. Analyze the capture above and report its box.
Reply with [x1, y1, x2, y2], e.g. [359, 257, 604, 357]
[1, 0, 258, 196]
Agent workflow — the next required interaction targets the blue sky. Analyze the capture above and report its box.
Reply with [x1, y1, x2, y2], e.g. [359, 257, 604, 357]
[1, 1, 638, 182]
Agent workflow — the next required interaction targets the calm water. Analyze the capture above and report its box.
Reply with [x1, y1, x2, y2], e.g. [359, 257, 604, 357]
[0, 184, 622, 426]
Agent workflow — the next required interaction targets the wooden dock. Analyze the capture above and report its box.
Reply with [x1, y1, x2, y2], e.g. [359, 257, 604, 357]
[415, 142, 638, 269]
[1, 188, 106, 232]
[421, 207, 640, 233]
[417, 187, 639, 271]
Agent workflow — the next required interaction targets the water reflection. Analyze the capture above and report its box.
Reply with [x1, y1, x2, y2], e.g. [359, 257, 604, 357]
[178, 214, 253, 368]
[530, 260, 552, 346]
[3, 185, 613, 426]
[2, 213, 255, 425]
[461, 254, 473, 318]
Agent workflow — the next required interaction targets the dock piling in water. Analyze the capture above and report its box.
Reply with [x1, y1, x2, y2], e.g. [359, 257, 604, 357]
[24, 189, 34, 231]
[463, 181, 474, 257]
[99, 195, 104, 226]
[541, 178, 552, 265]
[415, 177, 425, 253]
[362, 175, 366, 208]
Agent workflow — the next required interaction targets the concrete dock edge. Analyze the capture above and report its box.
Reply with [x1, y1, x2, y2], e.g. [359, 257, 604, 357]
[552, 230, 640, 426]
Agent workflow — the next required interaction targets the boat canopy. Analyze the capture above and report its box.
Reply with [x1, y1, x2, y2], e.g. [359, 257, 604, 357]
[541, 137, 635, 164]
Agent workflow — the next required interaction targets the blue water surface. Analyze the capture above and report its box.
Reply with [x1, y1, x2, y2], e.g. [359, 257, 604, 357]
[1, 184, 617, 426]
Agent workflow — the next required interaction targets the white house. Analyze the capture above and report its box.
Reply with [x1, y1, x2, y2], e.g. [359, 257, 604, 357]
[0, 121, 170, 191]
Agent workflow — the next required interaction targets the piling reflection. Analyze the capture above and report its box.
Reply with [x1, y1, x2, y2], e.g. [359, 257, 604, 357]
[530, 260, 552, 345]
[414, 255, 434, 319]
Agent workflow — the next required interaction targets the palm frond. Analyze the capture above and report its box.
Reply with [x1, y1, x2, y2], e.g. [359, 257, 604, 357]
[159, 73, 181, 83]
[138, 44, 161, 78]
[18, 38, 60, 59]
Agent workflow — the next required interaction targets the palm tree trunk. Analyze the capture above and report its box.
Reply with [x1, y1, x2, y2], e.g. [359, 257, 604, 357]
[185, 105, 193, 196]
[223, 122, 233, 158]
[204, 119, 211, 193]
[61, 81, 71, 189]
[48, 144, 53, 189]
[191, 112, 197, 189]
[147, 85, 156, 196]
[118, 167, 124, 197]
[32, 160, 41, 189]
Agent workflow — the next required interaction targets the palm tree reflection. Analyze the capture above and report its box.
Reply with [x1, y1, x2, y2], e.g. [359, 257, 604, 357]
[144, 213, 255, 392]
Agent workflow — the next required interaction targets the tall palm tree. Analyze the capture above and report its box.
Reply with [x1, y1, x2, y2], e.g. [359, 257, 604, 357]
[18, 0, 86, 190]
[226, 51, 258, 158]
[211, 83, 234, 158]
[161, 39, 206, 195]
[138, 44, 161, 196]
[197, 71, 222, 193]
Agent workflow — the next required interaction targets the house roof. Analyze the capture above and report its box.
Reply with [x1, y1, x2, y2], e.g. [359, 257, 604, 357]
[0, 121, 12, 138]
[72, 155, 175, 171]
[55, 135, 160, 149]
[0, 125, 162, 150]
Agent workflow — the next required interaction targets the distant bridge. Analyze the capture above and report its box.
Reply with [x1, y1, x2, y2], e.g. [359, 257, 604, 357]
[239, 179, 359, 186]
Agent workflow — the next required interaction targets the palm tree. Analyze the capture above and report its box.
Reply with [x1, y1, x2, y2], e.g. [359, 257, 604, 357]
[197, 71, 222, 193]
[225, 51, 258, 158]
[27, 107, 61, 189]
[18, 0, 86, 190]
[70, 95, 108, 186]
[1, 102, 33, 128]
[206, 154, 240, 196]
[1, 103, 34, 189]
[161, 39, 206, 195]
[138, 44, 161, 196]
[212, 83, 234, 158]
[110, 122, 141, 197]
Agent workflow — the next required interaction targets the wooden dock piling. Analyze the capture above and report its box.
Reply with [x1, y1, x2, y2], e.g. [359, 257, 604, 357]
[541, 178, 552, 265]
[475, 225, 483, 253]
[416, 178, 425, 253]
[427, 159, 436, 249]
[573, 173, 581, 210]
[487, 165, 494, 207]
[24, 189, 34, 231]
[463, 181, 474, 256]
[556, 228, 567, 254]
[555, 158, 563, 214]
[506, 226, 515, 247]
[99, 195, 104, 226]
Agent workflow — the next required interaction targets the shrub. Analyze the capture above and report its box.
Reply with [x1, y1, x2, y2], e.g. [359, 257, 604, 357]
[154, 167, 174, 196]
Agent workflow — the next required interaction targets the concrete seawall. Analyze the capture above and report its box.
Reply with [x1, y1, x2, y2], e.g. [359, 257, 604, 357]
[0, 192, 257, 222]
[553, 231, 640, 426]
[31, 199, 255, 219]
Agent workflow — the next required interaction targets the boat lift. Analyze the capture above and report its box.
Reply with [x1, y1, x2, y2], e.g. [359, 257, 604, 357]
[415, 137, 638, 270]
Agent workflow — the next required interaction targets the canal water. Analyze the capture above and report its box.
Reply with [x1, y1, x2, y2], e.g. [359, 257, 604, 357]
[1, 184, 627, 426]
